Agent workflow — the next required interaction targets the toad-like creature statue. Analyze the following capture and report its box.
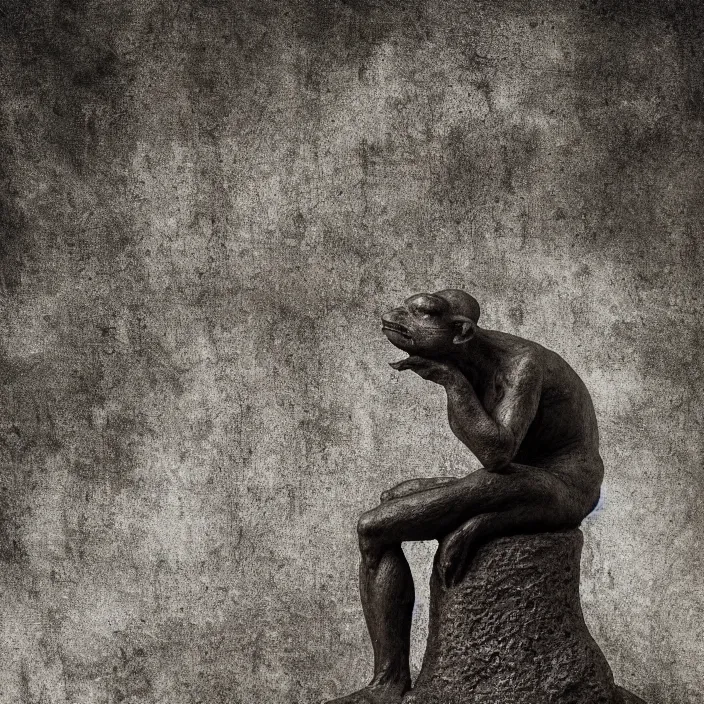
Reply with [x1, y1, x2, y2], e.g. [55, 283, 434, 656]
[326, 289, 603, 704]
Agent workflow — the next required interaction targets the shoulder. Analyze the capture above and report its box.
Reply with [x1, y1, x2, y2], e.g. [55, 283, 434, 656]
[514, 349, 542, 374]
[507, 349, 544, 390]
[500, 348, 544, 394]
[483, 330, 544, 386]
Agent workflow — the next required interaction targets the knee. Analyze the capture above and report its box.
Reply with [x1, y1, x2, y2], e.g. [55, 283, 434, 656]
[357, 509, 380, 539]
[357, 509, 385, 566]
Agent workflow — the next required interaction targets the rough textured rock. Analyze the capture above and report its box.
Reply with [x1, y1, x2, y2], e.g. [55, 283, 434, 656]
[403, 530, 623, 704]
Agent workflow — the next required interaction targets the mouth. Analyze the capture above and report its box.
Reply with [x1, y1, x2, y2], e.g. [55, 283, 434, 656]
[381, 320, 413, 340]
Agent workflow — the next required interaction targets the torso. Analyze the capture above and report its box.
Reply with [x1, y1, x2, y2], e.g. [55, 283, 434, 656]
[475, 331, 604, 492]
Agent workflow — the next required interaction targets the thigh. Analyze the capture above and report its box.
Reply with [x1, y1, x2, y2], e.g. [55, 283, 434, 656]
[360, 465, 569, 545]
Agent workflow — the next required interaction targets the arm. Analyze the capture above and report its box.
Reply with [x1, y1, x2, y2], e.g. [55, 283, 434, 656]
[444, 357, 542, 470]
[392, 355, 542, 471]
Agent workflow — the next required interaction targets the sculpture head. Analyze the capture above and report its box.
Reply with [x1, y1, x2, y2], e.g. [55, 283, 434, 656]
[381, 289, 480, 357]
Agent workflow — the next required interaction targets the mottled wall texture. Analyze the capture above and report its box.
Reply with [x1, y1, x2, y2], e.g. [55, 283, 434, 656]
[1, 1, 703, 702]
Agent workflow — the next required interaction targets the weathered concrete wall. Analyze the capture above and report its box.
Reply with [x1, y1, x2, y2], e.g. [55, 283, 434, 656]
[0, 1, 702, 703]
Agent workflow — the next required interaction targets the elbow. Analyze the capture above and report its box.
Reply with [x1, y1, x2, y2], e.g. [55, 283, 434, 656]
[482, 454, 512, 472]
[479, 435, 517, 471]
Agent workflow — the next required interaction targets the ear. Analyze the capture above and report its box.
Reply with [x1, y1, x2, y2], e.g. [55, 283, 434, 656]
[452, 316, 476, 345]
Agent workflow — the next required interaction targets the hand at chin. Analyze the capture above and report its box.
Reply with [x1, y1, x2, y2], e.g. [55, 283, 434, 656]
[389, 355, 457, 385]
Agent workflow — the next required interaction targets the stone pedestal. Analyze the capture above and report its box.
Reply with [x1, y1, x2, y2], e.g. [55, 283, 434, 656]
[403, 530, 642, 704]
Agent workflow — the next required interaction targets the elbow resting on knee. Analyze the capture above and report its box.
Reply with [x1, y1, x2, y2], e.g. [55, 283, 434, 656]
[481, 453, 512, 472]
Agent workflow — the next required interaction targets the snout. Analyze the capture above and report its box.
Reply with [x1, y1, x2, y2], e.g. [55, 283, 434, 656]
[381, 308, 409, 333]
[381, 308, 414, 348]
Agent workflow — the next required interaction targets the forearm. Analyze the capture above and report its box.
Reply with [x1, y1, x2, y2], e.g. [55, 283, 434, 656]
[445, 379, 516, 470]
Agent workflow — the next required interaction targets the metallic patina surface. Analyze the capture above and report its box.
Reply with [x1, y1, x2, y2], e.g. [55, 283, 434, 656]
[327, 291, 627, 703]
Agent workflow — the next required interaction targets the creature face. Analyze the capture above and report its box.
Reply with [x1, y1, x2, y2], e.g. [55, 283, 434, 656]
[381, 291, 475, 357]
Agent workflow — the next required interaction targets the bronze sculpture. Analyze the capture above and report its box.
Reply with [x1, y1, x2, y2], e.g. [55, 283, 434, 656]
[325, 289, 637, 704]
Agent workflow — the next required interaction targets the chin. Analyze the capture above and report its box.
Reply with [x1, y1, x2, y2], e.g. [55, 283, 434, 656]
[382, 328, 415, 352]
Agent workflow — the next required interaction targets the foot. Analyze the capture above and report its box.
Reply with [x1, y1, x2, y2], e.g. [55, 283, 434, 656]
[323, 680, 409, 704]
[435, 515, 487, 588]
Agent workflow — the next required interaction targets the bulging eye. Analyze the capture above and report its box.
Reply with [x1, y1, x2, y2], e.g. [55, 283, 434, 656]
[414, 295, 444, 316]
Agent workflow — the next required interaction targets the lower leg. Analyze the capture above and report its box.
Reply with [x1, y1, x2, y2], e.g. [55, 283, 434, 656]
[324, 541, 413, 704]
[359, 543, 414, 693]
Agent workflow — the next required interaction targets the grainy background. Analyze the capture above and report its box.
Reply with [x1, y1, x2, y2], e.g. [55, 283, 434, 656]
[0, 1, 702, 703]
